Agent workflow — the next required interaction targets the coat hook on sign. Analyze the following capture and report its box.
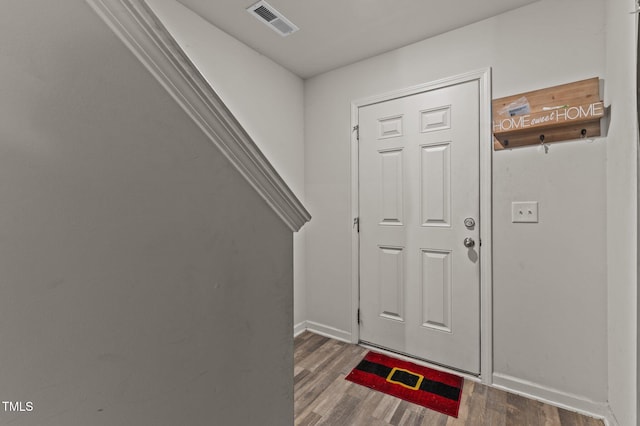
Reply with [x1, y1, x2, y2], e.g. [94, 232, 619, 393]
[539, 134, 549, 154]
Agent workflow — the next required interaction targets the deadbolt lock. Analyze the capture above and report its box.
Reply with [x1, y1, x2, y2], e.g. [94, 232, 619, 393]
[464, 217, 476, 228]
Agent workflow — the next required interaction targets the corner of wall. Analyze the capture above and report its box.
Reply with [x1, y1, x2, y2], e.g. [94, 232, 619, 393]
[605, 1, 639, 425]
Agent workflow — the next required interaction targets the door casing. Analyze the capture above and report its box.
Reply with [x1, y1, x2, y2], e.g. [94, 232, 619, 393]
[350, 68, 493, 384]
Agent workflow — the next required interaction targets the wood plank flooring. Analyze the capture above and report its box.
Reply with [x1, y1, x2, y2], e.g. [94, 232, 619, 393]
[294, 331, 604, 426]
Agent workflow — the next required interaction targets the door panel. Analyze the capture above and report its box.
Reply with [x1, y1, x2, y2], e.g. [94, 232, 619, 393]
[379, 148, 404, 225]
[421, 142, 451, 226]
[359, 80, 480, 374]
[421, 248, 452, 332]
[378, 246, 405, 321]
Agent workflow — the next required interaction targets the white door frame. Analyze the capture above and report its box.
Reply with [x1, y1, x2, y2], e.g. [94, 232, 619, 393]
[350, 68, 493, 384]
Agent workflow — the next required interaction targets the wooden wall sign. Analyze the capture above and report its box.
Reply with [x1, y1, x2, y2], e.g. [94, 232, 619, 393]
[492, 78, 604, 150]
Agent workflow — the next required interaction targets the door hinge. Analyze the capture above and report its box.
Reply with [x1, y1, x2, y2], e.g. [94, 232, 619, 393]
[353, 217, 359, 233]
[353, 125, 359, 141]
[357, 308, 360, 324]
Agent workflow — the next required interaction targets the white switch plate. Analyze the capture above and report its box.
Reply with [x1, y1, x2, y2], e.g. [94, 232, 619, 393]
[512, 201, 539, 223]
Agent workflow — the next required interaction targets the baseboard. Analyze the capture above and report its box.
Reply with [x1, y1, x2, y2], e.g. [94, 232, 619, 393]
[305, 321, 352, 343]
[601, 406, 619, 426]
[493, 373, 609, 423]
[293, 321, 307, 337]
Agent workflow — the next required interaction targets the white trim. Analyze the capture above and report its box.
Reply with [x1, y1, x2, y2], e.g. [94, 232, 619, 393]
[493, 373, 610, 424]
[293, 321, 307, 337]
[350, 107, 360, 344]
[478, 68, 494, 386]
[352, 69, 492, 111]
[350, 68, 493, 383]
[85, 0, 310, 232]
[603, 407, 619, 426]
[305, 321, 352, 343]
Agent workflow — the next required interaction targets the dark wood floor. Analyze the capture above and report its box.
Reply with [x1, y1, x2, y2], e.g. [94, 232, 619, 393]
[294, 331, 604, 426]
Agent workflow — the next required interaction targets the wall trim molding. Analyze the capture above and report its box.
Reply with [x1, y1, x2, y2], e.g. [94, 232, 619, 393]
[305, 321, 352, 343]
[85, 0, 310, 232]
[603, 406, 619, 426]
[293, 321, 307, 337]
[493, 372, 611, 424]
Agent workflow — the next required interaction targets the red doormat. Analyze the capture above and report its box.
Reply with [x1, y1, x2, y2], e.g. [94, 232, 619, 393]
[345, 351, 463, 417]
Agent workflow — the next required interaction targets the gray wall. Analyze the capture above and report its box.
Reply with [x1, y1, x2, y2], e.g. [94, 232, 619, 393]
[0, 1, 293, 424]
[304, 0, 608, 408]
[605, 1, 639, 425]
[144, 0, 309, 333]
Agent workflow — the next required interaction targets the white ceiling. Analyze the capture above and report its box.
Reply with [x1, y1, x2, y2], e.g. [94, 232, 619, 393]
[178, 0, 538, 79]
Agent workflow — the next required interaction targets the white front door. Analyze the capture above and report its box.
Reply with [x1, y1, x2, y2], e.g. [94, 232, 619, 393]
[358, 80, 481, 374]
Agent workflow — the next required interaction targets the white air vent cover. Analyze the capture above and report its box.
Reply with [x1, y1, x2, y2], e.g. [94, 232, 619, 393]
[247, 1, 299, 37]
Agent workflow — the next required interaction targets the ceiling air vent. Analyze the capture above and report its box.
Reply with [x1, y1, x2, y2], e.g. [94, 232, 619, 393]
[247, 1, 299, 37]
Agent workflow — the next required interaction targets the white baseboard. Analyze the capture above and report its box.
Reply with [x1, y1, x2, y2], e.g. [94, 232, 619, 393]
[602, 406, 619, 426]
[304, 321, 352, 343]
[293, 320, 352, 342]
[293, 321, 307, 337]
[493, 373, 610, 423]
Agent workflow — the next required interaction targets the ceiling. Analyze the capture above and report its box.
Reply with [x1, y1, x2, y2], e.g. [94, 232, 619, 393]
[178, 0, 538, 79]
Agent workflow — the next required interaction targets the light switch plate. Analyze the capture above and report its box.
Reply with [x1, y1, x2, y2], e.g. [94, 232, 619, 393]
[512, 201, 539, 223]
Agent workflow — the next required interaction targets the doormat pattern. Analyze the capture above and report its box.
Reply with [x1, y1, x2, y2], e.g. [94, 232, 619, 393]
[345, 351, 463, 417]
